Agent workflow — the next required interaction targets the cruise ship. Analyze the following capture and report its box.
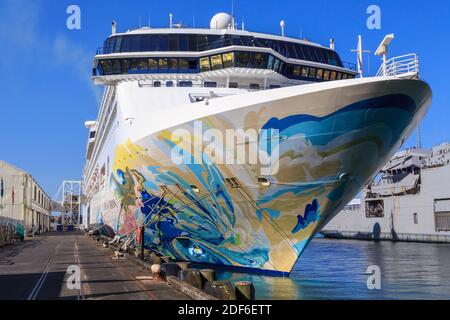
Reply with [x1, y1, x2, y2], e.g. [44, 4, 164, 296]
[82, 13, 432, 275]
[321, 143, 450, 242]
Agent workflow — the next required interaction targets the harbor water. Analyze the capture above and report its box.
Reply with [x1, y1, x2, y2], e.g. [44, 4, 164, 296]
[217, 237, 450, 300]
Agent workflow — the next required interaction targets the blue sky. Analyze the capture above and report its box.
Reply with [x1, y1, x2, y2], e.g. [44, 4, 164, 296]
[0, 0, 449, 196]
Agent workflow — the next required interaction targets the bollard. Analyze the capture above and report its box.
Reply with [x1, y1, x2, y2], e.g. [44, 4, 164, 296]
[151, 264, 164, 282]
[179, 268, 203, 289]
[235, 281, 255, 300]
[161, 262, 181, 277]
[200, 269, 217, 287]
[204, 280, 236, 300]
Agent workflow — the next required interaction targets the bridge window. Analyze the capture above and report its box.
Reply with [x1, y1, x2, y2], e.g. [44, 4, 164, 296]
[336, 72, 342, 80]
[200, 57, 211, 72]
[293, 65, 301, 77]
[236, 52, 251, 68]
[100, 60, 112, 75]
[112, 60, 121, 74]
[316, 68, 323, 80]
[254, 53, 268, 68]
[323, 69, 330, 81]
[210, 54, 223, 70]
[168, 58, 178, 70]
[301, 67, 309, 78]
[159, 58, 168, 70]
[137, 59, 148, 70]
[129, 59, 139, 71]
[148, 58, 158, 70]
[308, 67, 317, 78]
[121, 59, 129, 74]
[168, 35, 179, 51]
[222, 52, 234, 68]
[330, 71, 337, 81]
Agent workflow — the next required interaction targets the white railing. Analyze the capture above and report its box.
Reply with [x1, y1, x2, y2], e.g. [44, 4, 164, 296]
[376, 53, 419, 77]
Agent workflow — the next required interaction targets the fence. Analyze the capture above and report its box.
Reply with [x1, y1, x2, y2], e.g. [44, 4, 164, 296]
[0, 221, 16, 247]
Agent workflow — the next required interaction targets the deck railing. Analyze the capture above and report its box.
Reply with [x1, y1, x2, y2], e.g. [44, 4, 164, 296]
[376, 53, 419, 77]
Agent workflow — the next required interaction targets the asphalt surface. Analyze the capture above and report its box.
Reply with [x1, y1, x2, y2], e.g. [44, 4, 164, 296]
[0, 231, 190, 300]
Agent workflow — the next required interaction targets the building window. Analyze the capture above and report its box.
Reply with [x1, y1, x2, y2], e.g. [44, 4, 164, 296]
[413, 212, 419, 224]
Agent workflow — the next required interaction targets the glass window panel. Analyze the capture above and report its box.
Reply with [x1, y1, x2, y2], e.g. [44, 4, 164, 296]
[130, 35, 141, 51]
[168, 58, 178, 70]
[149, 35, 159, 51]
[140, 35, 151, 51]
[273, 58, 281, 72]
[330, 71, 337, 80]
[100, 60, 112, 75]
[222, 52, 234, 68]
[236, 52, 251, 68]
[179, 35, 188, 51]
[153, 81, 161, 87]
[316, 68, 323, 80]
[159, 35, 168, 51]
[148, 58, 158, 70]
[254, 53, 268, 68]
[137, 59, 148, 70]
[188, 35, 197, 51]
[159, 58, 168, 70]
[323, 69, 330, 81]
[188, 59, 198, 71]
[342, 73, 348, 79]
[121, 36, 132, 52]
[301, 67, 309, 78]
[250, 83, 260, 90]
[200, 57, 211, 72]
[210, 54, 223, 70]
[309, 67, 317, 78]
[293, 65, 301, 76]
[121, 59, 129, 74]
[229, 82, 238, 88]
[129, 59, 139, 71]
[178, 58, 189, 70]
[336, 72, 342, 80]
[168, 35, 179, 51]
[197, 35, 208, 51]
[166, 80, 174, 87]
[285, 65, 294, 77]
[267, 55, 274, 70]
[113, 37, 122, 53]
[112, 60, 121, 74]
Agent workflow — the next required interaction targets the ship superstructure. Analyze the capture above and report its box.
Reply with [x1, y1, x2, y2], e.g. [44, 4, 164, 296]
[82, 13, 432, 274]
[322, 143, 450, 242]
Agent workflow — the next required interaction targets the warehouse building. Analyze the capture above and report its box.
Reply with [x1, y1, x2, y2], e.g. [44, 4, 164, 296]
[0, 160, 51, 238]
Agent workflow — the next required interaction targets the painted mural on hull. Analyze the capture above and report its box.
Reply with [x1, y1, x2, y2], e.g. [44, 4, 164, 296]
[96, 93, 418, 273]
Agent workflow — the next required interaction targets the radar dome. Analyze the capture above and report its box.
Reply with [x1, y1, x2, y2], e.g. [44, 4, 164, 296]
[210, 12, 233, 29]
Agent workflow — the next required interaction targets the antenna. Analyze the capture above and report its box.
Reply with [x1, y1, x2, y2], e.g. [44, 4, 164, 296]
[242, 18, 245, 31]
[231, 0, 235, 30]
[169, 13, 173, 29]
[375, 33, 395, 76]
[280, 20, 285, 37]
[351, 35, 371, 78]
